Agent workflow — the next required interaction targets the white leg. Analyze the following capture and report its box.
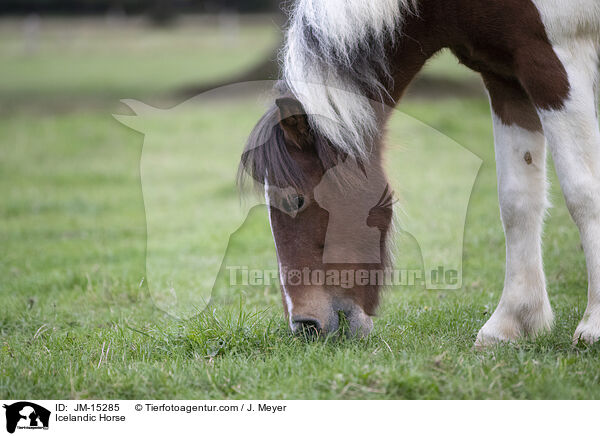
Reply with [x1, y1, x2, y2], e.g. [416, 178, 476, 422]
[536, 41, 600, 343]
[475, 114, 553, 347]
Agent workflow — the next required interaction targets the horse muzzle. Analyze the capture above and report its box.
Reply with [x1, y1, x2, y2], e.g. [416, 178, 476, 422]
[289, 289, 373, 338]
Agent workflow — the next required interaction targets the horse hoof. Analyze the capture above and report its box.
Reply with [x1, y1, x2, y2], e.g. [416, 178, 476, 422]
[573, 318, 600, 345]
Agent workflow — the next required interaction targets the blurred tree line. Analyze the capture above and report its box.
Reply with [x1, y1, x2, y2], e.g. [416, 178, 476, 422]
[1, 0, 280, 15]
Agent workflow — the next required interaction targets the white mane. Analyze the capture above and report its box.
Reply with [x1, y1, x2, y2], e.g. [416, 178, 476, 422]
[283, 0, 418, 157]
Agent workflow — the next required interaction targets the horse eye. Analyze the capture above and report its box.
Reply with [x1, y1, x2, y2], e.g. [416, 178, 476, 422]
[282, 194, 305, 214]
[294, 195, 305, 209]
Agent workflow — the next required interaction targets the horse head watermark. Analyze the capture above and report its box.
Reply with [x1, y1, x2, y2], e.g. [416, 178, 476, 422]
[114, 81, 481, 325]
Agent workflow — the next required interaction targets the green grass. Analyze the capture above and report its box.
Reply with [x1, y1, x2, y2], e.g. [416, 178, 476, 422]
[0, 16, 280, 108]
[1, 17, 598, 400]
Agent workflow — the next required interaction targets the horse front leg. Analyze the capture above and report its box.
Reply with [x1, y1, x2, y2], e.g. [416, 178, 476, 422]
[524, 39, 600, 344]
[475, 74, 553, 347]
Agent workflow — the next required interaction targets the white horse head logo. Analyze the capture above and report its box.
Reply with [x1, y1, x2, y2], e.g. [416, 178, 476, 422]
[114, 81, 481, 319]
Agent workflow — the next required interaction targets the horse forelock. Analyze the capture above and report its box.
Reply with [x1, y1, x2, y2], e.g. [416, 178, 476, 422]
[238, 105, 383, 199]
[239, 106, 300, 193]
[238, 105, 338, 194]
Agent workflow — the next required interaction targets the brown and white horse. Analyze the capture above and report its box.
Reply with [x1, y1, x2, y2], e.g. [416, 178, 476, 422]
[240, 0, 600, 346]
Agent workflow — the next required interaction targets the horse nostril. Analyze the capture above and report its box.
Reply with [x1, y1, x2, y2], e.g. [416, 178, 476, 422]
[292, 318, 322, 337]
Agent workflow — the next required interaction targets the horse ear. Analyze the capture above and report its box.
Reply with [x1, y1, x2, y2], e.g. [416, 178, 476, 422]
[275, 97, 303, 119]
[275, 97, 311, 148]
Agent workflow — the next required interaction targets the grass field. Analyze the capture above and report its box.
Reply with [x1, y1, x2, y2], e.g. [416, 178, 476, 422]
[1, 16, 599, 400]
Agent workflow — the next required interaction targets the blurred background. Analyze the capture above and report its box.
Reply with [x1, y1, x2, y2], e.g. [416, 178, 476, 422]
[0, 0, 483, 114]
[1, 0, 285, 113]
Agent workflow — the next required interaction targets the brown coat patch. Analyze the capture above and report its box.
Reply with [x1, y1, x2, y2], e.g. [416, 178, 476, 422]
[482, 73, 543, 132]
[388, 0, 569, 122]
